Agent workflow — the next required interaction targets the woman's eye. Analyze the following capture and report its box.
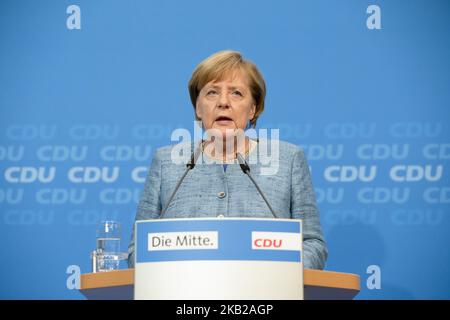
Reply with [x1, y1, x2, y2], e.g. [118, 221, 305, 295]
[232, 91, 243, 97]
[206, 90, 217, 96]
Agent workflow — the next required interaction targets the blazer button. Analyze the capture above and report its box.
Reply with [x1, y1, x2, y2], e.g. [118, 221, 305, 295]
[217, 191, 226, 198]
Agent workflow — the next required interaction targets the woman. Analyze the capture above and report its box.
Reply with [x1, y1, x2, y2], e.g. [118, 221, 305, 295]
[128, 50, 327, 269]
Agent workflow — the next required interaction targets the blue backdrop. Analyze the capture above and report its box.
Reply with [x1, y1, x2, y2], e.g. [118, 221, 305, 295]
[1, 0, 449, 299]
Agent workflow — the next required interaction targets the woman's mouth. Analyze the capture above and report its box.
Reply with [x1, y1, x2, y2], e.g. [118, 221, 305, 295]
[214, 116, 234, 126]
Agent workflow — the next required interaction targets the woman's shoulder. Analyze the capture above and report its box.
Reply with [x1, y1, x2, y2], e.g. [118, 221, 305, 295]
[153, 140, 198, 162]
[258, 139, 305, 158]
[153, 139, 307, 163]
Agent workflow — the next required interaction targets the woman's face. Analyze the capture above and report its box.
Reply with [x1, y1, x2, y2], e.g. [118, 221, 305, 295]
[195, 70, 256, 139]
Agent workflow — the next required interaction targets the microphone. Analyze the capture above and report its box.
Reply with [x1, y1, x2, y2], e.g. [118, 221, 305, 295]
[159, 142, 203, 219]
[236, 153, 279, 219]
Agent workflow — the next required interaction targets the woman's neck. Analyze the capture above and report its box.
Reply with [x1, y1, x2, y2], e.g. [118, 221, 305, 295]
[203, 136, 250, 162]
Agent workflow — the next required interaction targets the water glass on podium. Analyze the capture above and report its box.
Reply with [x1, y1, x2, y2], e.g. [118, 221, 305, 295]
[93, 220, 127, 272]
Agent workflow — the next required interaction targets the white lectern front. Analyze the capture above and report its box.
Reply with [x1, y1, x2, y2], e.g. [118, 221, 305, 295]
[134, 218, 303, 300]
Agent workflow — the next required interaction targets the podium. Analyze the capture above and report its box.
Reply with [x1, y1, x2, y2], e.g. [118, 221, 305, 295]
[80, 218, 360, 299]
[134, 218, 304, 299]
[80, 268, 360, 300]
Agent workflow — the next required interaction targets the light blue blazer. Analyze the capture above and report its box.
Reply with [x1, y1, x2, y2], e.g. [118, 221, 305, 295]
[128, 139, 328, 269]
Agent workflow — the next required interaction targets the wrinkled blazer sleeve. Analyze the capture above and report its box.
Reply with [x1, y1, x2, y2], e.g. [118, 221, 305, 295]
[127, 150, 162, 267]
[290, 148, 328, 270]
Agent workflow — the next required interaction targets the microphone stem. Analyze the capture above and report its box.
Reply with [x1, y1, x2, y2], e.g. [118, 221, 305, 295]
[160, 142, 203, 219]
[160, 167, 190, 218]
[245, 171, 278, 219]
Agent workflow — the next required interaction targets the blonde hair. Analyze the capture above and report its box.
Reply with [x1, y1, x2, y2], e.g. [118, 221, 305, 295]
[188, 50, 266, 128]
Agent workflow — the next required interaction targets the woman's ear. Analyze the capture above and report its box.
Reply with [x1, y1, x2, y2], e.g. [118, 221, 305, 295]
[249, 104, 256, 120]
[195, 102, 202, 120]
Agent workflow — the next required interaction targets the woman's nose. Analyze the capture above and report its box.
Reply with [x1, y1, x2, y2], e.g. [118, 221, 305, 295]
[217, 93, 231, 108]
